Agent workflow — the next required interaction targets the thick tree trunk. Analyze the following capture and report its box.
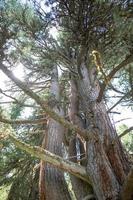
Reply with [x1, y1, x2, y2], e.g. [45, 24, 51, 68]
[44, 67, 71, 200]
[68, 78, 94, 199]
[77, 62, 130, 199]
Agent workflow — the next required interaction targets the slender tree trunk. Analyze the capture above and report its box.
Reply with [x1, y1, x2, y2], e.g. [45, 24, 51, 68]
[44, 67, 71, 200]
[39, 160, 46, 200]
[39, 131, 47, 200]
[77, 62, 130, 199]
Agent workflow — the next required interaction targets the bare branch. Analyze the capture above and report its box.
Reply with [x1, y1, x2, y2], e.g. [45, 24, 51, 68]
[0, 101, 15, 104]
[107, 90, 132, 113]
[97, 54, 133, 102]
[109, 111, 121, 115]
[0, 100, 39, 108]
[108, 84, 125, 95]
[115, 118, 131, 124]
[119, 126, 133, 139]
[0, 88, 19, 102]
[0, 116, 47, 125]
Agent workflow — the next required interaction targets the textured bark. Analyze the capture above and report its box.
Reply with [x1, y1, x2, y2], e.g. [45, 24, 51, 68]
[39, 161, 46, 200]
[69, 138, 93, 200]
[45, 119, 71, 200]
[44, 67, 71, 200]
[121, 167, 133, 200]
[77, 62, 130, 199]
[39, 132, 47, 200]
[68, 78, 93, 200]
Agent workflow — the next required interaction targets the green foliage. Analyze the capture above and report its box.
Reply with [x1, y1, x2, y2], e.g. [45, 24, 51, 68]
[10, 104, 23, 119]
[0, 105, 44, 199]
[0, 127, 40, 199]
[117, 124, 133, 153]
[0, 185, 10, 200]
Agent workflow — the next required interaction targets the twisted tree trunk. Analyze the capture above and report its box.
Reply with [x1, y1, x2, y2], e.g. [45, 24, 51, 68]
[76, 62, 130, 200]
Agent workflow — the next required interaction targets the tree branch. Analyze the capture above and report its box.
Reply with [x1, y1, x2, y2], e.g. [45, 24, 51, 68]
[0, 88, 19, 102]
[115, 118, 131, 124]
[97, 54, 133, 102]
[107, 90, 132, 113]
[0, 62, 92, 140]
[0, 116, 47, 125]
[7, 132, 91, 184]
[108, 84, 125, 95]
[119, 126, 133, 139]
[120, 12, 133, 19]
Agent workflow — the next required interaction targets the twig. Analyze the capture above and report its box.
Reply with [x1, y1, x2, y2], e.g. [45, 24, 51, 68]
[119, 126, 133, 138]
[107, 90, 132, 112]
[115, 118, 131, 124]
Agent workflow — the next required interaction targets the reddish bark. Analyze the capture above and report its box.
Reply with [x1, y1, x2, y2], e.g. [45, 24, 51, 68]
[44, 67, 71, 200]
[77, 63, 130, 199]
[121, 167, 133, 200]
[39, 161, 46, 200]
[68, 78, 93, 199]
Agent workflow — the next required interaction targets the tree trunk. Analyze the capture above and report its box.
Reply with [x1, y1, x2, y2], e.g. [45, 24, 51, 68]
[76, 62, 130, 199]
[121, 167, 133, 200]
[44, 67, 71, 200]
[39, 132, 47, 200]
[68, 78, 94, 199]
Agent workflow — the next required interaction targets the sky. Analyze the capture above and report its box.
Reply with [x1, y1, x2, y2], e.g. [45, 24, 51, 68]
[107, 86, 133, 128]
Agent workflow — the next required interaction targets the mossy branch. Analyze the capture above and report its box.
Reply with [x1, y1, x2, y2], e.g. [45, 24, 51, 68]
[7, 132, 91, 184]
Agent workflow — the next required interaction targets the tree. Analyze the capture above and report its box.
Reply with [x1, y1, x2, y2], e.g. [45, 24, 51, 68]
[0, 0, 133, 199]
